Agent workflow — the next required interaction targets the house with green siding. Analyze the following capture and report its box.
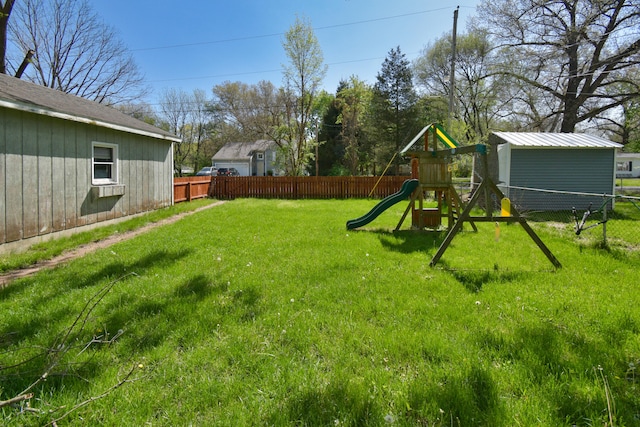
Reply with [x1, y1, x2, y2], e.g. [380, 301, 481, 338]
[0, 73, 180, 253]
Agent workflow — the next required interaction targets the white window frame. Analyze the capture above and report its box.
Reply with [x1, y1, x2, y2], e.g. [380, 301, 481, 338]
[257, 152, 264, 160]
[617, 161, 632, 172]
[92, 141, 119, 185]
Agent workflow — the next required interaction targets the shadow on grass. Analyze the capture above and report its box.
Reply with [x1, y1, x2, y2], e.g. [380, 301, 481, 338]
[406, 364, 502, 426]
[448, 269, 528, 293]
[0, 249, 197, 397]
[268, 381, 383, 426]
[474, 321, 640, 425]
[372, 229, 446, 254]
[101, 277, 263, 353]
[1, 249, 193, 346]
[271, 367, 503, 426]
[74, 248, 195, 290]
[174, 274, 215, 300]
[405, 318, 639, 425]
[233, 286, 262, 322]
[0, 278, 30, 300]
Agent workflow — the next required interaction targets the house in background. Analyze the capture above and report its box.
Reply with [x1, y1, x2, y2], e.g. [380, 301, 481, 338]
[0, 73, 180, 253]
[488, 132, 622, 211]
[212, 140, 280, 176]
[615, 152, 640, 178]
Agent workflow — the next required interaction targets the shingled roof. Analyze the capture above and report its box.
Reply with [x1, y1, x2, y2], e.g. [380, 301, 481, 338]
[213, 140, 277, 160]
[0, 73, 179, 142]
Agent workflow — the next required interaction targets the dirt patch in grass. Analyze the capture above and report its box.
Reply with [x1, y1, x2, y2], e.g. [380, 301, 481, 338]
[0, 201, 226, 287]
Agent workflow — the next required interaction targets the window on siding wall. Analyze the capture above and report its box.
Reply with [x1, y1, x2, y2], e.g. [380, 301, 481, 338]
[617, 161, 632, 172]
[92, 142, 118, 184]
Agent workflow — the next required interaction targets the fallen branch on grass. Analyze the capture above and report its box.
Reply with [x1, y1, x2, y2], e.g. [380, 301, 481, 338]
[0, 393, 34, 408]
[50, 363, 140, 425]
[2, 273, 138, 422]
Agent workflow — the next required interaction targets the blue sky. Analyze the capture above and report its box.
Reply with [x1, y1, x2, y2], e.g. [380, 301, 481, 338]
[93, 1, 479, 104]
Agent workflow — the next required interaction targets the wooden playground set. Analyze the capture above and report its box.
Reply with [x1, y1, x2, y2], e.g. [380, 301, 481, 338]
[346, 123, 562, 269]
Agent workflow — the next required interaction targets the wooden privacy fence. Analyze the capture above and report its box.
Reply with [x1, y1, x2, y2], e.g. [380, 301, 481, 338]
[173, 177, 212, 202]
[173, 176, 409, 202]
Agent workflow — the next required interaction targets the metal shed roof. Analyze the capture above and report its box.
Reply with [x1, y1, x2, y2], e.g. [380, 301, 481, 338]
[491, 132, 622, 149]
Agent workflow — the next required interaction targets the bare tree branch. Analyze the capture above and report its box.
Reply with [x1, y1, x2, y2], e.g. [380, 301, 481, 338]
[9, 0, 148, 104]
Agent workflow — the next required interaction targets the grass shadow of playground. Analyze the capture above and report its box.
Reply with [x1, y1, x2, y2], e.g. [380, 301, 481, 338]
[360, 228, 447, 255]
[362, 226, 555, 292]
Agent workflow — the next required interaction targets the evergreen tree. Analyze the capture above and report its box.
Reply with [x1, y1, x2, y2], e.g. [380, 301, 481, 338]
[370, 46, 419, 175]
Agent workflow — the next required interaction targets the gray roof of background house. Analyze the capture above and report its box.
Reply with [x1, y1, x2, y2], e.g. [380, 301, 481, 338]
[213, 140, 276, 160]
[491, 132, 622, 149]
[0, 73, 179, 142]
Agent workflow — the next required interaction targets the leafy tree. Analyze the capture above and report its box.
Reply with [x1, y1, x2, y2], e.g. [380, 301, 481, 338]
[476, 0, 640, 133]
[308, 90, 334, 176]
[9, 0, 146, 104]
[210, 80, 288, 142]
[158, 88, 213, 176]
[280, 16, 327, 175]
[624, 101, 640, 151]
[599, 84, 640, 150]
[336, 76, 372, 175]
[414, 95, 449, 128]
[185, 89, 215, 172]
[370, 46, 419, 174]
[317, 81, 347, 175]
[413, 29, 509, 143]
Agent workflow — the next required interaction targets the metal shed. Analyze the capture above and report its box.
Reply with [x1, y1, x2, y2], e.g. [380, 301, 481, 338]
[0, 74, 180, 253]
[488, 132, 622, 211]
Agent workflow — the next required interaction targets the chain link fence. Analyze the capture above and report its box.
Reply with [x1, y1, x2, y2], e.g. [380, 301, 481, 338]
[493, 185, 640, 251]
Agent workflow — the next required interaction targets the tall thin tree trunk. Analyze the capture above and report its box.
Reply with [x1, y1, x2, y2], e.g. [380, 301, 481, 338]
[0, 0, 15, 74]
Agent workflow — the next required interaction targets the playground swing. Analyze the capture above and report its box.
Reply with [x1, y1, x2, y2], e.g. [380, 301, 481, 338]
[346, 123, 562, 269]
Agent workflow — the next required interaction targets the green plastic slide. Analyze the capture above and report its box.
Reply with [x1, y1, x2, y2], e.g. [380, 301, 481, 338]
[346, 179, 419, 230]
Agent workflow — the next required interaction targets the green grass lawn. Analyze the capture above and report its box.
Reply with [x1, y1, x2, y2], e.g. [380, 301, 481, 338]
[0, 199, 216, 273]
[1, 199, 639, 426]
[617, 178, 640, 188]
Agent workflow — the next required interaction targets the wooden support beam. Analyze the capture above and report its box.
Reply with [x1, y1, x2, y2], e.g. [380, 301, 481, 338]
[430, 180, 486, 266]
[430, 177, 561, 269]
[396, 190, 418, 231]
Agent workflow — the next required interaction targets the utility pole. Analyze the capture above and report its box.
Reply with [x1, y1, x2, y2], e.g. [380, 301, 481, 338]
[15, 50, 35, 79]
[448, 6, 459, 130]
